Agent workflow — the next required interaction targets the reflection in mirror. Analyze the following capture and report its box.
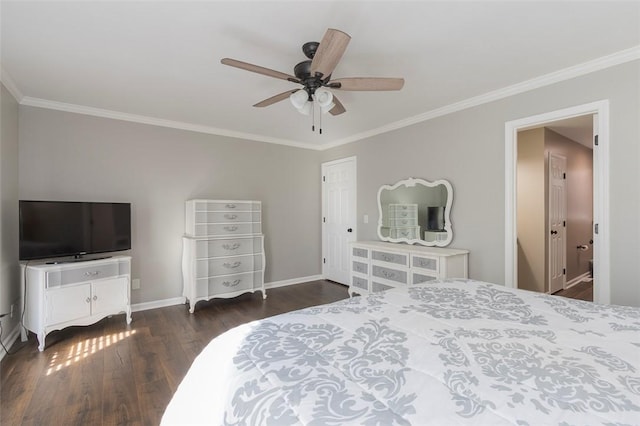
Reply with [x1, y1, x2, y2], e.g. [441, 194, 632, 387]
[377, 177, 453, 247]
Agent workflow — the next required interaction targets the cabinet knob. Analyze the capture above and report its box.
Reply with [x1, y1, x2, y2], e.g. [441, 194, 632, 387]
[86, 297, 91, 303]
[93, 295, 98, 301]
[347, 228, 353, 233]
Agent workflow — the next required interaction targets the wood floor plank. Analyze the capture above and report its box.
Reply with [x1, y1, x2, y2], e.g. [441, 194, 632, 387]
[1, 280, 349, 425]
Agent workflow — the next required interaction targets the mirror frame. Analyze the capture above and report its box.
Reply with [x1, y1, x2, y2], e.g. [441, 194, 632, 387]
[377, 177, 454, 247]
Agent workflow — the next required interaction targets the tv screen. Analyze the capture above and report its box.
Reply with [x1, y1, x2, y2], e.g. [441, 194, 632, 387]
[19, 201, 131, 261]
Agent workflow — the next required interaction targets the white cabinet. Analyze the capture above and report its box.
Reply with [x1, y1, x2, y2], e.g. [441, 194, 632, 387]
[380, 204, 421, 240]
[349, 241, 468, 296]
[182, 200, 266, 313]
[21, 256, 132, 351]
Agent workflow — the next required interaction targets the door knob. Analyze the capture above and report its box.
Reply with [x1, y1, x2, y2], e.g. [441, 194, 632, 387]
[347, 228, 353, 233]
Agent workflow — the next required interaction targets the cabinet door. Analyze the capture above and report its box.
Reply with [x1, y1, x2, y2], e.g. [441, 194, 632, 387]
[92, 277, 129, 317]
[46, 284, 92, 325]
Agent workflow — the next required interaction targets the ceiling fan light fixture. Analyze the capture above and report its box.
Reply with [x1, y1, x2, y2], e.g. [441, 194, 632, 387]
[298, 101, 312, 115]
[314, 88, 334, 108]
[289, 89, 309, 110]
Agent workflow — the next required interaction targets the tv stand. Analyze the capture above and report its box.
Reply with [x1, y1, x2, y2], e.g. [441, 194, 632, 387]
[21, 255, 131, 351]
[45, 255, 112, 265]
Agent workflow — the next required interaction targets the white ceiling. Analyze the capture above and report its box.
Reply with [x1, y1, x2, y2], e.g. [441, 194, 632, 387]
[2, 1, 639, 149]
[547, 115, 594, 149]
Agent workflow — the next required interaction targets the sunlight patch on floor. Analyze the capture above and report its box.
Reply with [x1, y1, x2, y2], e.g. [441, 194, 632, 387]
[46, 329, 137, 376]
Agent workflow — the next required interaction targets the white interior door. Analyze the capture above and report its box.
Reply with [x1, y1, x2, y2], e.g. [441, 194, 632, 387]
[322, 157, 356, 284]
[548, 152, 567, 293]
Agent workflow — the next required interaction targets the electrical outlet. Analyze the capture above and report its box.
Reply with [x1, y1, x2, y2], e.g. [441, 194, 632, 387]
[131, 278, 140, 290]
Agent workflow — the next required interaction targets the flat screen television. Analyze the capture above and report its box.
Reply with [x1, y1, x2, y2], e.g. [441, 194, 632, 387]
[19, 200, 131, 261]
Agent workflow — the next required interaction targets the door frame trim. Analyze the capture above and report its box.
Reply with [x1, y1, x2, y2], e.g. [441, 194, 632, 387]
[504, 100, 610, 303]
[321, 156, 357, 281]
[547, 152, 567, 294]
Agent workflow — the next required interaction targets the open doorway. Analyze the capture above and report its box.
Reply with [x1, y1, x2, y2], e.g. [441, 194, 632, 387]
[505, 101, 610, 304]
[516, 117, 594, 301]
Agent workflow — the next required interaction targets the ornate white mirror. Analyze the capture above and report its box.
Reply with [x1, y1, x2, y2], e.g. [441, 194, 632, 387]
[377, 177, 453, 247]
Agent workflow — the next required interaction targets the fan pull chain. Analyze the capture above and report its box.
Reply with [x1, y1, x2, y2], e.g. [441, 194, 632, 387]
[319, 108, 323, 134]
[311, 101, 315, 132]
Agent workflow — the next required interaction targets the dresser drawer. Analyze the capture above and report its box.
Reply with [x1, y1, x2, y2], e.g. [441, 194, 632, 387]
[372, 281, 394, 292]
[352, 261, 368, 275]
[372, 265, 408, 284]
[412, 255, 439, 274]
[412, 272, 437, 284]
[46, 262, 120, 288]
[195, 271, 261, 297]
[351, 276, 368, 290]
[389, 227, 420, 239]
[194, 201, 261, 212]
[194, 237, 262, 258]
[192, 222, 262, 237]
[386, 217, 418, 227]
[387, 204, 417, 217]
[352, 247, 369, 259]
[196, 254, 262, 278]
[194, 211, 261, 224]
[372, 250, 408, 266]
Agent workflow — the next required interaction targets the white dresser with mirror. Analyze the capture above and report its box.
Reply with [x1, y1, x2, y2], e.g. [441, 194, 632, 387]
[350, 177, 468, 296]
[182, 200, 266, 313]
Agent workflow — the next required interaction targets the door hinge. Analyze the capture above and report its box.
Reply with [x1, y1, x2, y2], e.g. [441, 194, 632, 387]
[594, 134, 599, 146]
[563, 268, 566, 275]
[322, 175, 326, 182]
[594, 223, 599, 234]
[563, 172, 566, 179]
[323, 217, 326, 223]
[563, 220, 566, 227]
[323, 258, 326, 264]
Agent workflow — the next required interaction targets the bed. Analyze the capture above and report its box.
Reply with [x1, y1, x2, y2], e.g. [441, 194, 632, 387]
[162, 279, 640, 425]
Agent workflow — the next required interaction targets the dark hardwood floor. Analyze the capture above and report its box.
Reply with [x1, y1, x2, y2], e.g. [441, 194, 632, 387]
[553, 280, 594, 302]
[1, 280, 349, 426]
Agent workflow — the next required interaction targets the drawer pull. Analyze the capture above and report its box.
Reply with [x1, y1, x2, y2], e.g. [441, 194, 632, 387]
[223, 261, 241, 269]
[223, 226, 238, 232]
[225, 204, 237, 209]
[381, 254, 393, 262]
[222, 279, 241, 287]
[222, 243, 241, 251]
[93, 295, 98, 301]
[224, 214, 238, 220]
[85, 297, 91, 303]
[400, 212, 408, 217]
[84, 271, 100, 276]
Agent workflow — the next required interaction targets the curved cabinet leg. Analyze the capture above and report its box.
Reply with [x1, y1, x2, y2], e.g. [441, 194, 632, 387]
[125, 307, 132, 325]
[262, 289, 267, 300]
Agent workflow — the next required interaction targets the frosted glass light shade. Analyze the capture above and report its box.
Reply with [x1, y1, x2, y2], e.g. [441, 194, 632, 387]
[314, 88, 333, 108]
[289, 90, 309, 109]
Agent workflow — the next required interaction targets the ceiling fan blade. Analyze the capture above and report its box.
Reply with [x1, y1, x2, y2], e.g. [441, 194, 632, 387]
[310, 29, 351, 79]
[329, 95, 346, 116]
[221, 58, 298, 82]
[331, 77, 405, 91]
[253, 90, 300, 108]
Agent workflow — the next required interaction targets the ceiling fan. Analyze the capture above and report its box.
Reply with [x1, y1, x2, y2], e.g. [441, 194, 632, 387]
[221, 28, 404, 122]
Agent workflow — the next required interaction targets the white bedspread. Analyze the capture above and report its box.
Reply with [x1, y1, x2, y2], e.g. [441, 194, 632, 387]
[162, 280, 640, 425]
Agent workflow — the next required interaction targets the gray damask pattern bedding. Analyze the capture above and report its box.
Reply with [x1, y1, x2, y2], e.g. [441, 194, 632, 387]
[162, 280, 640, 425]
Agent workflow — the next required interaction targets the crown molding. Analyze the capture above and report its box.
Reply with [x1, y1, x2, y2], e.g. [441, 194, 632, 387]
[10, 45, 640, 151]
[321, 45, 640, 150]
[19, 97, 320, 150]
[0, 67, 24, 103]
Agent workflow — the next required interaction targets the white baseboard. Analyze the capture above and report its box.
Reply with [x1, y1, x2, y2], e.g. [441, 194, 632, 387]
[130, 275, 325, 313]
[264, 275, 324, 290]
[565, 272, 591, 289]
[131, 296, 187, 313]
[0, 323, 22, 362]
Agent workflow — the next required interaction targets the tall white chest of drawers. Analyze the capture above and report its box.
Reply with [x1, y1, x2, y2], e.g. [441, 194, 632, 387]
[182, 200, 266, 313]
[349, 241, 468, 296]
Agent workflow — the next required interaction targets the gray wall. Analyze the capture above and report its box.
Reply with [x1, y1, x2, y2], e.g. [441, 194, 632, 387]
[18, 107, 322, 304]
[1, 83, 21, 339]
[322, 60, 640, 307]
